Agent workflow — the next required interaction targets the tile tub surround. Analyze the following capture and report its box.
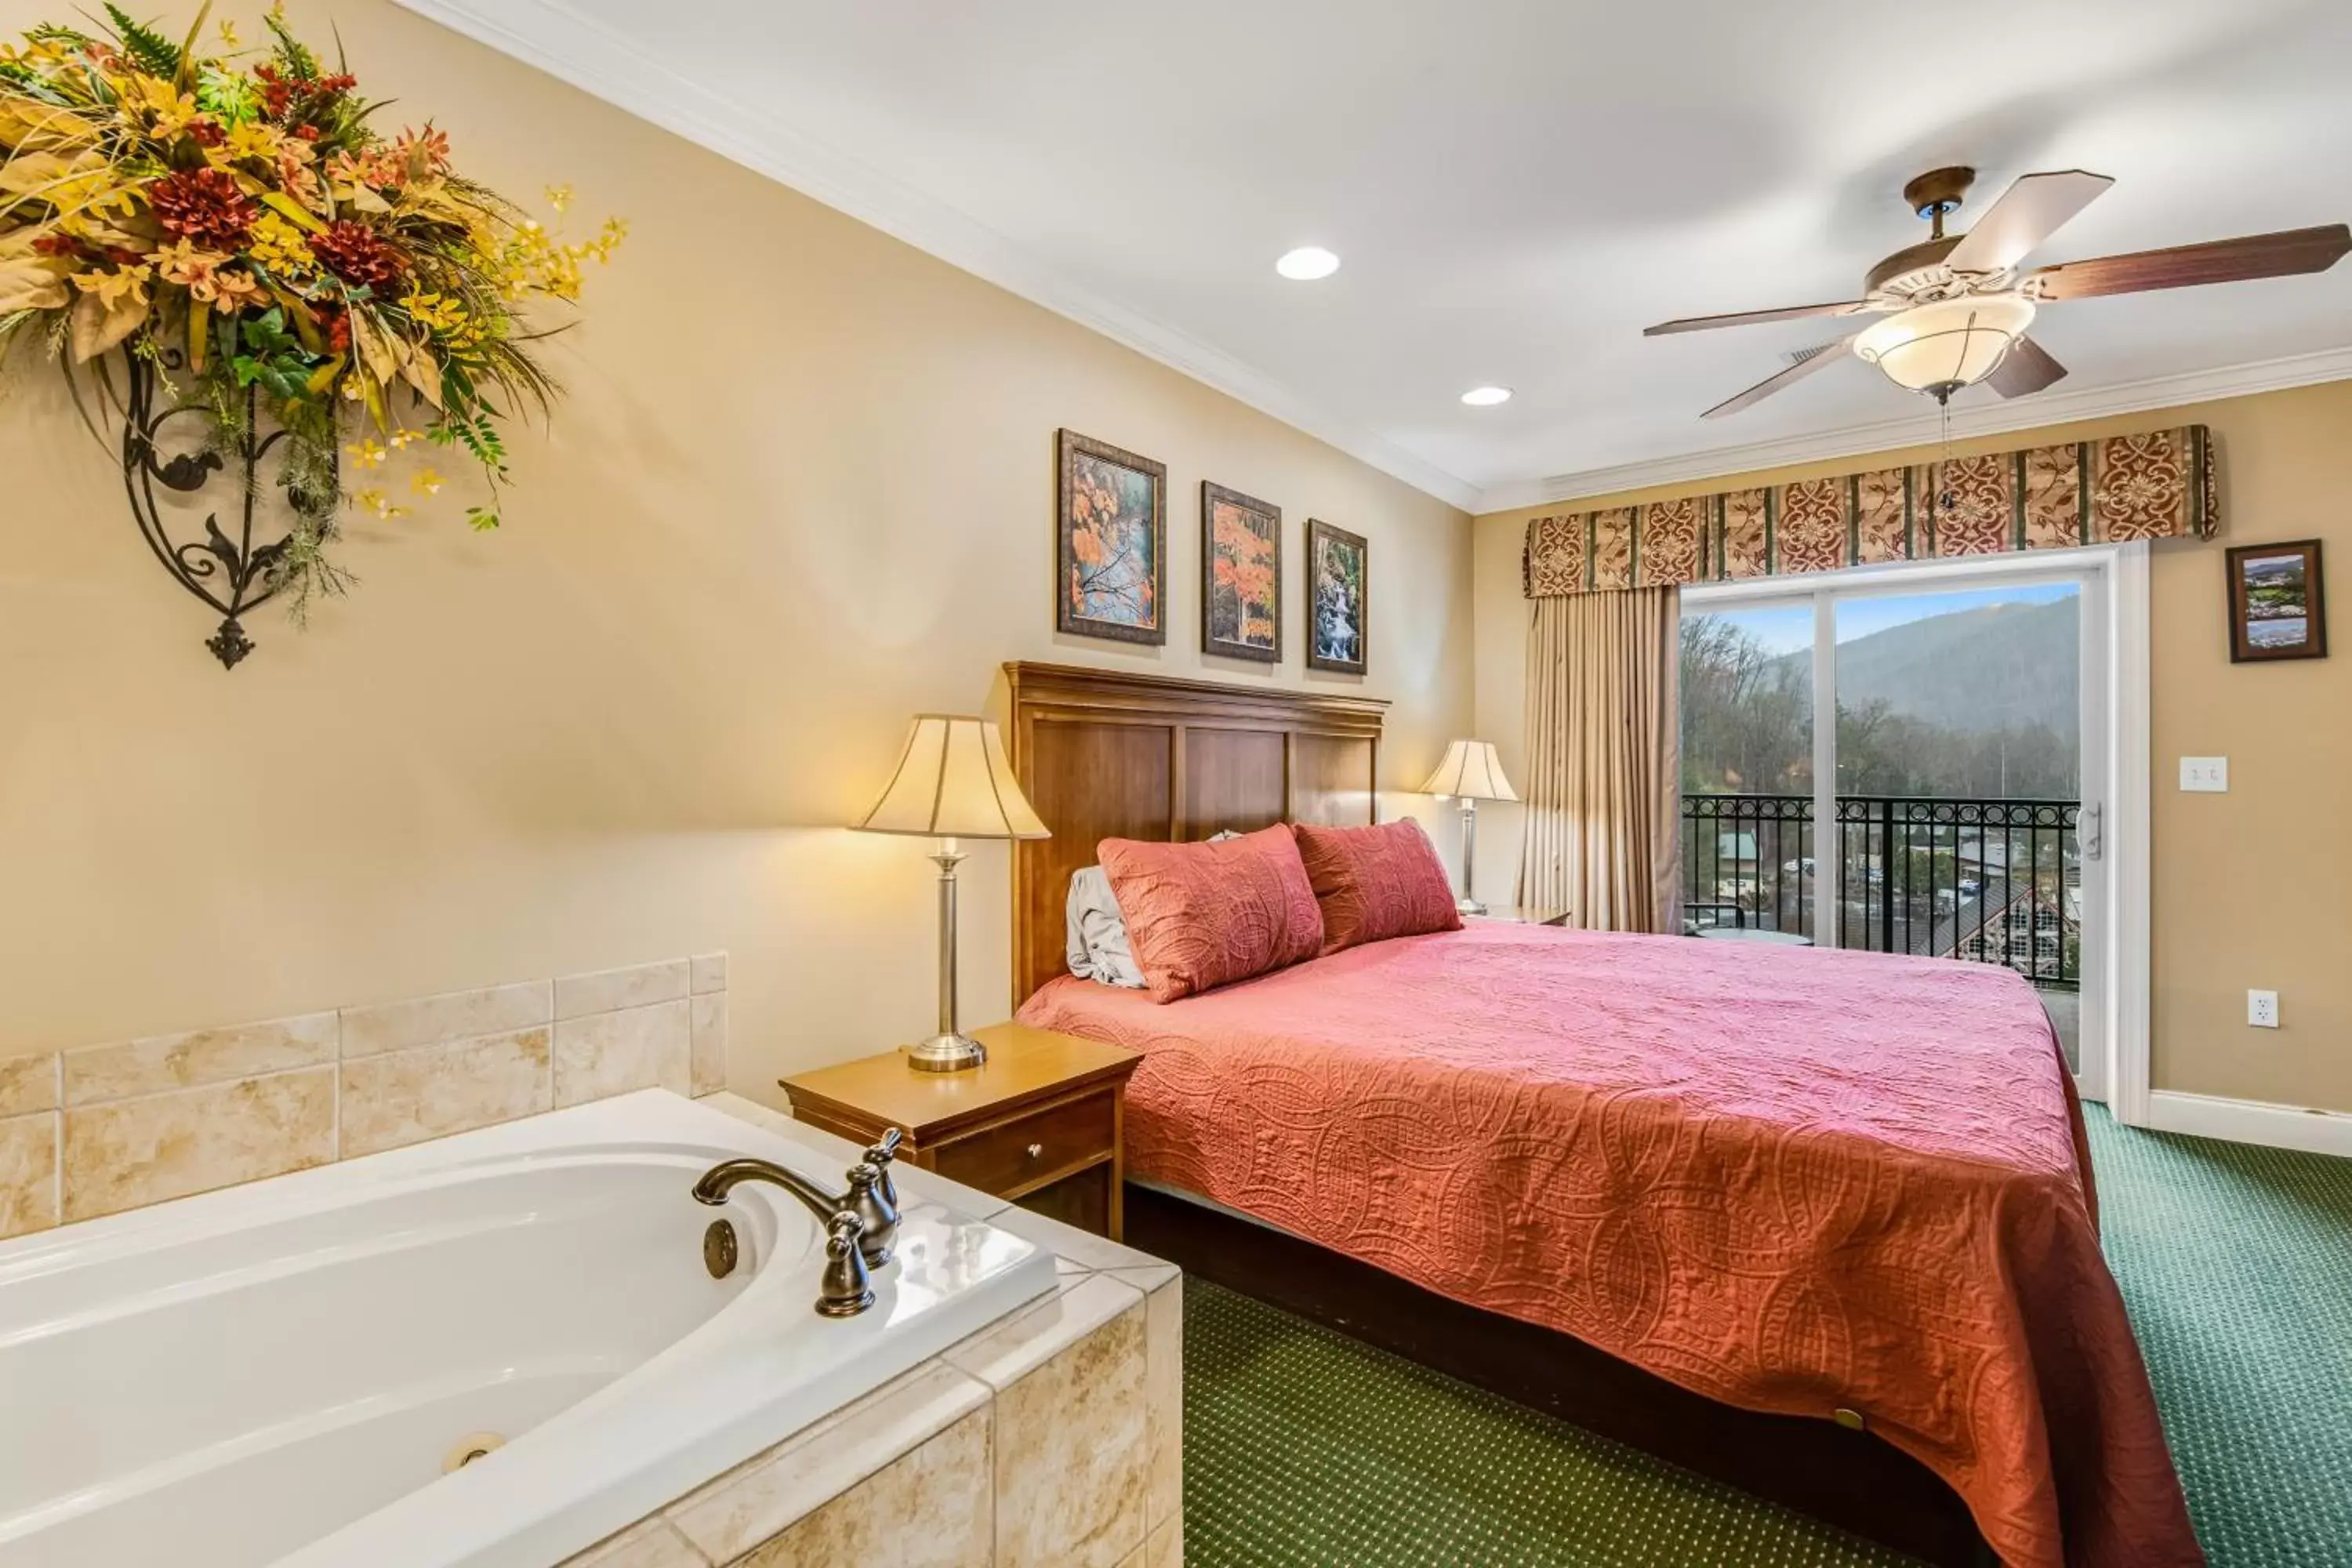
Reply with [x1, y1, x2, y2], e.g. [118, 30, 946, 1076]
[558, 1093, 1187, 1568]
[0, 953, 729, 1239]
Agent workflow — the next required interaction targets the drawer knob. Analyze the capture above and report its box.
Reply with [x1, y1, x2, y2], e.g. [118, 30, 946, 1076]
[1025, 1142, 1044, 1160]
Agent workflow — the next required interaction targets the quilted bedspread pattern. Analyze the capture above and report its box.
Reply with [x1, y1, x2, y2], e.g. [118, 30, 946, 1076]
[1019, 923, 2200, 1568]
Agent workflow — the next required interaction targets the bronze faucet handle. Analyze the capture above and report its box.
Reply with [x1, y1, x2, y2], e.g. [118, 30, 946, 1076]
[816, 1210, 876, 1319]
[842, 1160, 901, 1267]
[862, 1128, 904, 1214]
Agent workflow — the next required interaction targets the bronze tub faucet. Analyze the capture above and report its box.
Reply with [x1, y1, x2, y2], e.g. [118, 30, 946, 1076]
[691, 1129, 905, 1317]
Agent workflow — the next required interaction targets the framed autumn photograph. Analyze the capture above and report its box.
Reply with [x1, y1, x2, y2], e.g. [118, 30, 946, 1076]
[1305, 519, 1368, 676]
[2226, 539, 2327, 662]
[1056, 430, 1167, 645]
[1200, 482, 1282, 662]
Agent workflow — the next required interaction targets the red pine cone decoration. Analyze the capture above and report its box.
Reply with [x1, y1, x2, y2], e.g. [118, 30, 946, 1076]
[147, 168, 258, 249]
[309, 220, 408, 293]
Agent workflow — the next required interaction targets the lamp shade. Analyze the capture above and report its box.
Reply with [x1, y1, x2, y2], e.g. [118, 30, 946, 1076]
[1419, 739, 1518, 802]
[1854, 294, 2035, 399]
[854, 715, 1050, 839]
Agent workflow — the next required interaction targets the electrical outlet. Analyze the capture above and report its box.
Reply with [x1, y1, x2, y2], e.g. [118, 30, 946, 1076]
[2180, 757, 2230, 793]
[2248, 989, 2280, 1029]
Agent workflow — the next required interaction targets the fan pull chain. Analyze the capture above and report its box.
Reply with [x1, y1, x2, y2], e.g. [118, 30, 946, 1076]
[1936, 398, 1955, 519]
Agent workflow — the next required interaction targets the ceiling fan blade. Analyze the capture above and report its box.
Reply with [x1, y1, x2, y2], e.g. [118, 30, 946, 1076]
[1700, 339, 1854, 419]
[2024, 223, 2352, 301]
[1644, 300, 1873, 337]
[1945, 169, 2116, 274]
[1988, 335, 2067, 398]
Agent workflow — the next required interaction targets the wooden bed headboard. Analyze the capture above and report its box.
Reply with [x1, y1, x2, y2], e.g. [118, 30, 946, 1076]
[1002, 660, 1388, 1006]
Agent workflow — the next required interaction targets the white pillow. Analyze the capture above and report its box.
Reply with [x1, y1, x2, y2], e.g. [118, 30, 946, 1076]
[1065, 866, 1146, 989]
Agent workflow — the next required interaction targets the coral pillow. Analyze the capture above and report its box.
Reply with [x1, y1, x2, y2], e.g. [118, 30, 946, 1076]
[1096, 826, 1325, 1003]
[1291, 818, 1463, 955]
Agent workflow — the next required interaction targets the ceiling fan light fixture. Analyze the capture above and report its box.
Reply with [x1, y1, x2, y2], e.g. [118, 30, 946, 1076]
[1854, 294, 2036, 401]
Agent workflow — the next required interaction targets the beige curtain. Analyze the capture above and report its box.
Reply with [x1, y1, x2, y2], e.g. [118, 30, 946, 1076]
[1516, 586, 1681, 933]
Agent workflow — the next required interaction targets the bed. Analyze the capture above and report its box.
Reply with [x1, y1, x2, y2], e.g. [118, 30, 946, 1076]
[996, 660, 2198, 1568]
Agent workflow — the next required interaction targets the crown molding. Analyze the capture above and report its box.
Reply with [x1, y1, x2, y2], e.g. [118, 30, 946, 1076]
[390, 0, 1485, 514]
[1475, 345, 2352, 516]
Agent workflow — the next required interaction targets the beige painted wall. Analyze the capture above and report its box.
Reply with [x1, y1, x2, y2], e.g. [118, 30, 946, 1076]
[0, 0, 1473, 1090]
[1475, 380, 2352, 1114]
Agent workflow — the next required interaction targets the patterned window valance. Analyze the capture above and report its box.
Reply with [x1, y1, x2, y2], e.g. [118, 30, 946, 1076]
[1522, 425, 2216, 598]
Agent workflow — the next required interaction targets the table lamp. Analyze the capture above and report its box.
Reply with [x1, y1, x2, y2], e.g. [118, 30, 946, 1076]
[855, 715, 1051, 1072]
[1419, 739, 1518, 916]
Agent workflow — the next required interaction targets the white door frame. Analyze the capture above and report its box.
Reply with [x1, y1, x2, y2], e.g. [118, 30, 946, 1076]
[1682, 543, 2151, 1118]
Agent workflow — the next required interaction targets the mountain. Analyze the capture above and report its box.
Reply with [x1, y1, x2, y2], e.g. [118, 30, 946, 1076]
[1774, 598, 2079, 738]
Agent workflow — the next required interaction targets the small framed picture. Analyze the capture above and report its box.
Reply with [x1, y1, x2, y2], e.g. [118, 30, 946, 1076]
[2225, 539, 2327, 663]
[1305, 518, 1368, 676]
[1056, 430, 1167, 645]
[1200, 481, 1282, 662]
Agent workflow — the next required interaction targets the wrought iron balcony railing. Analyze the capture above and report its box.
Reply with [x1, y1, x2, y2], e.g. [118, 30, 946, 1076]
[1682, 793, 2082, 989]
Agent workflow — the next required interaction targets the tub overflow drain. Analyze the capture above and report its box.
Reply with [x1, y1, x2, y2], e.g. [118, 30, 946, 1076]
[705, 1218, 739, 1279]
[442, 1432, 506, 1474]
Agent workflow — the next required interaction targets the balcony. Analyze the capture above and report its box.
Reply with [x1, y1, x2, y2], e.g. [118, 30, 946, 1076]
[1681, 794, 2082, 991]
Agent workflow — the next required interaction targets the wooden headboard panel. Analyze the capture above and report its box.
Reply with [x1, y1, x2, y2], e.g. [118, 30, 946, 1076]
[1003, 661, 1388, 1006]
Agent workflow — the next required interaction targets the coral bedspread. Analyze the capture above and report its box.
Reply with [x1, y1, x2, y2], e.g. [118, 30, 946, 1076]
[1018, 923, 2198, 1568]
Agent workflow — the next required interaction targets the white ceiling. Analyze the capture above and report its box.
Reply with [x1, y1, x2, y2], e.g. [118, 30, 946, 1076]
[407, 0, 2352, 511]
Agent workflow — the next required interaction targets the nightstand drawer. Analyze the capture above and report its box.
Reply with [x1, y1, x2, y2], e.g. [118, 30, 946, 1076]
[931, 1090, 1116, 1196]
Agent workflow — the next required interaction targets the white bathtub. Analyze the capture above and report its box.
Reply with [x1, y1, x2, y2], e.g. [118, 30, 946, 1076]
[0, 1091, 1055, 1568]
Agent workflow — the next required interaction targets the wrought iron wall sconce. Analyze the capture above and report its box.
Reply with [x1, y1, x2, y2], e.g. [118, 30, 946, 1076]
[120, 348, 331, 670]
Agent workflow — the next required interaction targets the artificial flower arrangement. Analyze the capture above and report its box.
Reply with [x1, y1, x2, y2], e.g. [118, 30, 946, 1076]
[0, 3, 622, 615]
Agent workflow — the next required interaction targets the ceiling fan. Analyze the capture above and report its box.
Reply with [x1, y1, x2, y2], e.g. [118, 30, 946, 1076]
[1646, 166, 2351, 419]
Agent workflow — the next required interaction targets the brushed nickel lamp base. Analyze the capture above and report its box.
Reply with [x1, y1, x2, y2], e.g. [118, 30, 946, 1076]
[902, 840, 989, 1074]
[906, 1031, 988, 1073]
[1454, 796, 1488, 917]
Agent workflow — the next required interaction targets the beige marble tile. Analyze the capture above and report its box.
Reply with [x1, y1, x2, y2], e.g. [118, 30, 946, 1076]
[553, 1000, 691, 1108]
[341, 1029, 552, 1158]
[690, 993, 728, 1097]
[990, 1202, 1171, 1273]
[0, 1112, 59, 1240]
[61, 1067, 335, 1221]
[64, 1012, 337, 1105]
[945, 1272, 1143, 1392]
[669, 1359, 989, 1562]
[0, 1051, 58, 1118]
[558, 1515, 707, 1568]
[725, 1406, 992, 1568]
[993, 1301, 1149, 1568]
[1141, 1277, 1183, 1534]
[1145, 1515, 1183, 1567]
[556, 960, 690, 1021]
[341, 982, 550, 1059]
[691, 953, 728, 995]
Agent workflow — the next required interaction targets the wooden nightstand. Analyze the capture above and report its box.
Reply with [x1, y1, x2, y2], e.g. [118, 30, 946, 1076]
[780, 1022, 1144, 1240]
[1470, 906, 1570, 926]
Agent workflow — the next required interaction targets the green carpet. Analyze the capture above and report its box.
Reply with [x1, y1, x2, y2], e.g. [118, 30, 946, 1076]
[1184, 1106, 2352, 1566]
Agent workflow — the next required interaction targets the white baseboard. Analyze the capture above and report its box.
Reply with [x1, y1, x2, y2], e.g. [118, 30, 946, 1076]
[2143, 1091, 2352, 1160]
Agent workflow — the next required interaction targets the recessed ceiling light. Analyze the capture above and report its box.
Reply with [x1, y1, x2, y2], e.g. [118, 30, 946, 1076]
[1460, 386, 1513, 407]
[1275, 246, 1341, 281]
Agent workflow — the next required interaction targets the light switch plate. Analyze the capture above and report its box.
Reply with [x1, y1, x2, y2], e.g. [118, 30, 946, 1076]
[2180, 757, 2230, 793]
[2249, 989, 2280, 1029]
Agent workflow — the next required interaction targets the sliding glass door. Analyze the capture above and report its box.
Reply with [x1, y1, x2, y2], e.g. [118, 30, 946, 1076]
[1680, 603, 1814, 939]
[1680, 561, 2108, 1088]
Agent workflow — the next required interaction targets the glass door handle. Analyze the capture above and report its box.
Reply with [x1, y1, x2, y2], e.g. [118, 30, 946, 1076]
[2082, 803, 2103, 862]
